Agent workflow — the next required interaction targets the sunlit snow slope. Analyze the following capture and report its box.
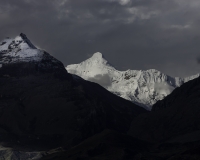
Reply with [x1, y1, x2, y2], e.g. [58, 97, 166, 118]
[66, 52, 199, 110]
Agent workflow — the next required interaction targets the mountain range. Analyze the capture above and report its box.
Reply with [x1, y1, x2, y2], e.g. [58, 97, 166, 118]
[1, 34, 200, 159]
[0, 34, 146, 159]
[66, 52, 199, 110]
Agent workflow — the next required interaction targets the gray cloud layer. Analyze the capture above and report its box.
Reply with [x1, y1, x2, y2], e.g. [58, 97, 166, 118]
[1, 0, 200, 77]
[88, 74, 112, 88]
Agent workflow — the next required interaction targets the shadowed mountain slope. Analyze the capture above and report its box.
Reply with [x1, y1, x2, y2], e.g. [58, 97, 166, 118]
[129, 76, 200, 144]
[41, 129, 151, 160]
[0, 34, 146, 154]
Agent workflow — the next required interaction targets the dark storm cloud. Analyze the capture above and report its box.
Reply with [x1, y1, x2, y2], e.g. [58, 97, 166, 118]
[197, 57, 200, 64]
[1, 0, 200, 77]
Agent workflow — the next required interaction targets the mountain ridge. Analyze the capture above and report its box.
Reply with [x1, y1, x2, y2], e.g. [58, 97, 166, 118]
[66, 52, 199, 110]
[1, 34, 200, 159]
[0, 34, 146, 159]
[0, 33, 70, 78]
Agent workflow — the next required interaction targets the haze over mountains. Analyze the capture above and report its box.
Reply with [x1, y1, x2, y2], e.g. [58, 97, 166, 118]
[66, 53, 200, 110]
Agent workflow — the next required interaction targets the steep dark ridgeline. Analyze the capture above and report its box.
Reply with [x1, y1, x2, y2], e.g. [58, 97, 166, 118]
[129, 76, 200, 143]
[152, 76, 200, 112]
[126, 76, 200, 159]
[0, 34, 146, 153]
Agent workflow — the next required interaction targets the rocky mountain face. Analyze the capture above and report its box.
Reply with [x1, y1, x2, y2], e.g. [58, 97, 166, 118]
[0, 33, 67, 77]
[66, 52, 199, 110]
[0, 146, 42, 160]
[0, 34, 146, 159]
[129, 76, 200, 142]
[41, 129, 151, 160]
[44, 71, 200, 160]
[127, 76, 200, 159]
[1, 34, 200, 160]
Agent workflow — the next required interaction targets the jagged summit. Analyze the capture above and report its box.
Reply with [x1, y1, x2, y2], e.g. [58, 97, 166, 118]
[87, 52, 112, 66]
[0, 34, 68, 76]
[19, 33, 27, 39]
[66, 52, 115, 79]
[92, 52, 103, 58]
[18, 33, 37, 49]
[89, 52, 115, 67]
[0, 33, 42, 63]
[66, 52, 200, 110]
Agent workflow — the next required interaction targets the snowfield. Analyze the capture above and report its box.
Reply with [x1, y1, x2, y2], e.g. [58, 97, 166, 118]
[66, 52, 199, 110]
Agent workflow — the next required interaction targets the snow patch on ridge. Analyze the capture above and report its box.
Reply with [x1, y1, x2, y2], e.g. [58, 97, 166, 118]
[0, 34, 43, 65]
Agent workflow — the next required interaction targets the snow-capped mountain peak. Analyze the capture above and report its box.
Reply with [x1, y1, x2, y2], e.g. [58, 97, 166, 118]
[0, 34, 67, 73]
[66, 53, 199, 110]
[66, 52, 116, 79]
[91, 52, 103, 59]
[86, 52, 113, 67]
[14, 33, 37, 49]
[0, 33, 43, 64]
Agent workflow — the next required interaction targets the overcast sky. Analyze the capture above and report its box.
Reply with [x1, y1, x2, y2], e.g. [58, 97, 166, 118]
[0, 0, 200, 77]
